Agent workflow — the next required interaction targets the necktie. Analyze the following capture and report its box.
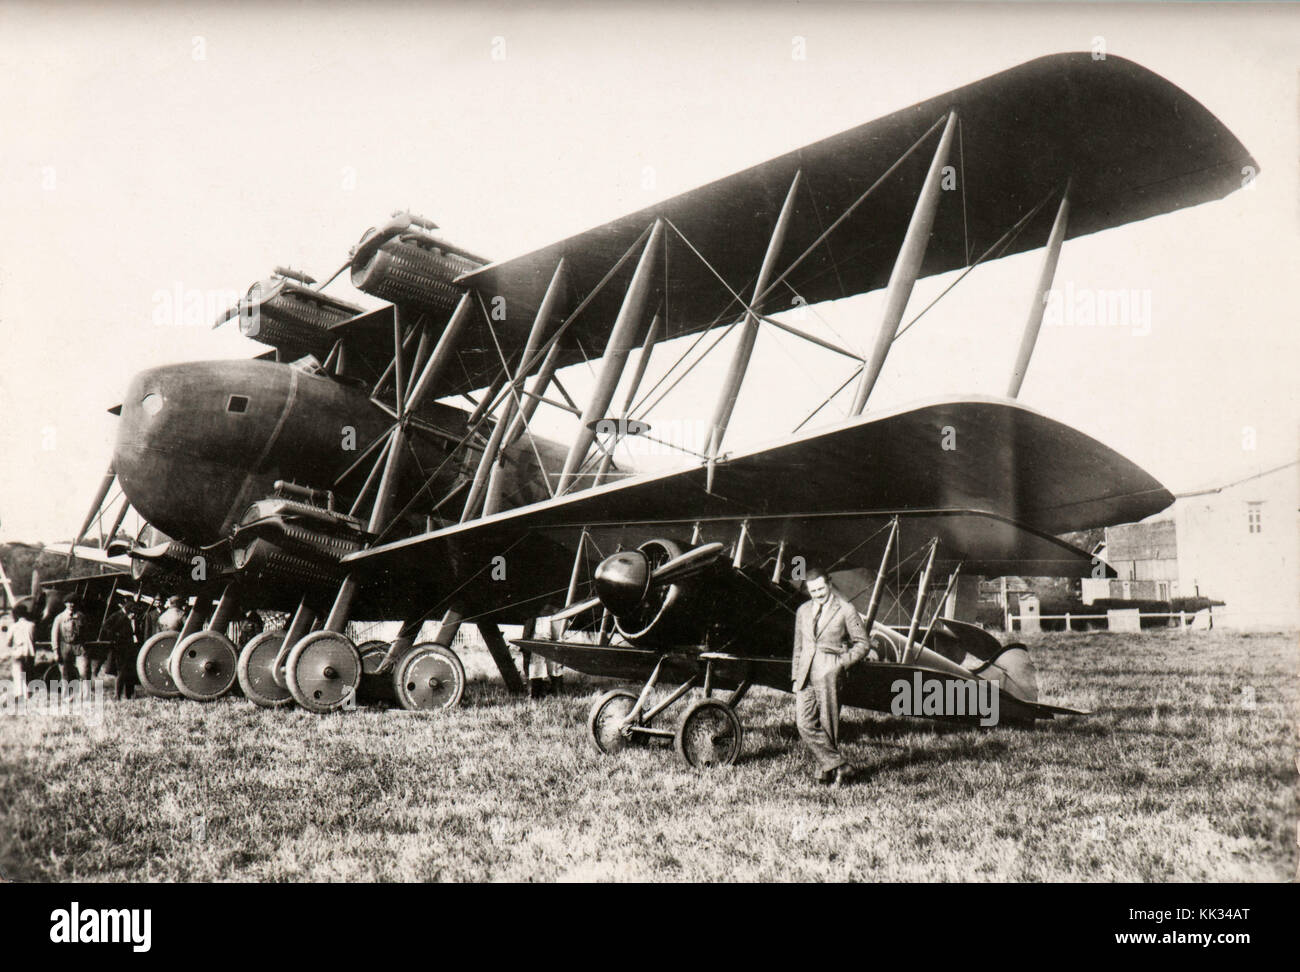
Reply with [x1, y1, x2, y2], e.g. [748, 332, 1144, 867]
[812, 603, 823, 636]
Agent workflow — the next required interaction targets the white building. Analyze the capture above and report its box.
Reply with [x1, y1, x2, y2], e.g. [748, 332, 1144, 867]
[1084, 461, 1298, 630]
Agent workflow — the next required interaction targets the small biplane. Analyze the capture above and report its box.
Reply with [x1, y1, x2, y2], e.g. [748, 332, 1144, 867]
[67, 53, 1252, 755]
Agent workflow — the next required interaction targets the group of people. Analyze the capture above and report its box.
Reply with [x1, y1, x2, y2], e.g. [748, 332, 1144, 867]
[1, 592, 199, 701]
[49, 594, 148, 699]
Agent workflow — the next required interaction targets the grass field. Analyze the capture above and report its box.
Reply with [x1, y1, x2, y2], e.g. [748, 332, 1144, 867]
[0, 629, 1294, 882]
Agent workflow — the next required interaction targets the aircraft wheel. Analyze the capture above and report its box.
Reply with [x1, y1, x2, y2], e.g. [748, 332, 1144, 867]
[32, 659, 62, 687]
[237, 631, 293, 708]
[169, 631, 238, 701]
[136, 632, 182, 698]
[393, 643, 465, 711]
[356, 640, 395, 705]
[588, 689, 645, 755]
[674, 698, 743, 768]
[285, 631, 362, 714]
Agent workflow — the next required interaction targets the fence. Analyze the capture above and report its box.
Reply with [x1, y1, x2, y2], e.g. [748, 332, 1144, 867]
[1007, 610, 1203, 633]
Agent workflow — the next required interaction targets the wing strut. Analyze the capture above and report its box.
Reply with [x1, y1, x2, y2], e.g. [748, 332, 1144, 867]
[66, 463, 118, 569]
[901, 538, 939, 664]
[706, 170, 803, 461]
[919, 563, 963, 652]
[850, 110, 958, 415]
[484, 274, 572, 510]
[462, 258, 568, 519]
[592, 308, 662, 486]
[324, 295, 475, 630]
[557, 219, 665, 494]
[861, 516, 900, 634]
[1007, 183, 1071, 398]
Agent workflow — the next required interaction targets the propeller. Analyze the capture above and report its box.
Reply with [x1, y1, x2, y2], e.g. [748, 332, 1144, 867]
[649, 541, 725, 585]
[546, 595, 603, 623]
[350, 213, 415, 270]
[211, 296, 245, 330]
[544, 541, 727, 624]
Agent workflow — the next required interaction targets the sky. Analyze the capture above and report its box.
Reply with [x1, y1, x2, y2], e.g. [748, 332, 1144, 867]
[1, 1, 1296, 544]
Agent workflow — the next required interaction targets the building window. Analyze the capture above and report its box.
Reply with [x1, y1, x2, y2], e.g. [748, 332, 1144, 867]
[227, 395, 249, 413]
[1247, 502, 1263, 534]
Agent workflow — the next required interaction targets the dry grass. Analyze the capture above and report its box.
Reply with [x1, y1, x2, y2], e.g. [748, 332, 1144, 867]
[0, 629, 1294, 882]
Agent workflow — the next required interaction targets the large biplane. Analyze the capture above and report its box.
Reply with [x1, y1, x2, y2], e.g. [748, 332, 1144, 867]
[66, 53, 1253, 756]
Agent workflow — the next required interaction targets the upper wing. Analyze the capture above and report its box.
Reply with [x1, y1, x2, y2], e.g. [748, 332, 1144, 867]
[454, 53, 1254, 389]
[344, 396, 1168, 617]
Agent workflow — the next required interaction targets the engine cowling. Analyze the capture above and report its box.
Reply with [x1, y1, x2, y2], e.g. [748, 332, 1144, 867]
[349, 215, 486, 319]
[591, 538, 796, 654]
[229, 491, 367, 591]
[238, 274, 364, 356]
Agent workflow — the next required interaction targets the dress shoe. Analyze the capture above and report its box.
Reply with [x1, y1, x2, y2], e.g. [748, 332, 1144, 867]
[815, 769, 835, 785]
[549, 675, 564, 695]
[528, 678, 548, 699]
[831, 765, 853, 788]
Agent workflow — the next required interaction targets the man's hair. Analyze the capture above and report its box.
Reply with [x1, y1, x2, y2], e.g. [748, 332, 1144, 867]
[12, 604, 30, 621]
[804, 565, 829, 584]
[63, 594, 80, 608]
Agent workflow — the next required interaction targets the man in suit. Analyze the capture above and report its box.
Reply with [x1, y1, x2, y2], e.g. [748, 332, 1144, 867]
[792, 566, 873, 786]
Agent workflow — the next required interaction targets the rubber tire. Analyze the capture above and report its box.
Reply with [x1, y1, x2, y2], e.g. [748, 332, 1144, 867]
[392, 643, 466, 711]
[355, 639, 394, 705]
[169, 631, 239, 702]
[136, 632, 182, 698]
[674, 698, 743, 768]
[284, 630, 362, 714]
[237, 631, 294, 708]
[588, 689, 645, 755]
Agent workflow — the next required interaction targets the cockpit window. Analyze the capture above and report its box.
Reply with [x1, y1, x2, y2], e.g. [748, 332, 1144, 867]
[289, 354, 324, 376]
[141, 393, 163, 417]
[227, 395, 250, 413]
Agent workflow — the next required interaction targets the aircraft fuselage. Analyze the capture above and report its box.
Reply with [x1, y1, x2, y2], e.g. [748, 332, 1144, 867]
[112, 358, 559, 548]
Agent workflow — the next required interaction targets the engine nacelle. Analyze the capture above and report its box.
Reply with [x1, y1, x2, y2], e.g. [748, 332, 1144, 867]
[238, 274, 364, 356]
[229, 490, 367, 590]
[592, 538, 797, 654]
[349, 214, 486, 319]
[129, 536, 230, 585]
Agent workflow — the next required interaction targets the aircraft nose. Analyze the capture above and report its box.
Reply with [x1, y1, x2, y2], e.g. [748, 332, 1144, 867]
[593, 550, 652, 617]
[112, 360, 287, 544]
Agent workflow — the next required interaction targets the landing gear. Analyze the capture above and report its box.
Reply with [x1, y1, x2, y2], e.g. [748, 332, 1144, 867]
[136, 632, 181, 698]
[354, 639, 393, 705]
[169, 631, 238, 701]
[674, 698, 743, 768]
[588, 690, 647, 754]
[237, 631, 294, 708]
[285, 631, 362, 713]
[586, 657, 750, 767]
[393, 643, 466, 711]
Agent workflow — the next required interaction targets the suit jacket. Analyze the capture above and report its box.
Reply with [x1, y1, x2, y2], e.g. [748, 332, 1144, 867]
[792, 593, 870, 691]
